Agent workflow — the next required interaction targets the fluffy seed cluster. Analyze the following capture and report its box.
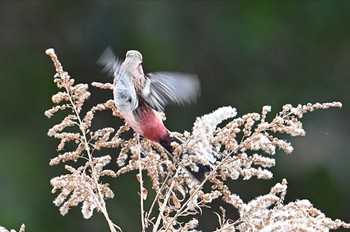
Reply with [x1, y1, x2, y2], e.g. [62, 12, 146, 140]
[216, 179, 350, 231]
[0, 225, 25, 232]
[51, 156, 115, 219]
[45, 48, 349, 232]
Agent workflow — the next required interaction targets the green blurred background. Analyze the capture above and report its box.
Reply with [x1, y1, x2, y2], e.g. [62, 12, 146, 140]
[0, 1, 349, 231]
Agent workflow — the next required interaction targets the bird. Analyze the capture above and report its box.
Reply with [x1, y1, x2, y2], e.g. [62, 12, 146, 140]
[98, 48, 210, 182]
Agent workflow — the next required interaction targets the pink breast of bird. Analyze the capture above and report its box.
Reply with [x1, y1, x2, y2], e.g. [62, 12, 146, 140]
[139, 110, 168, 142]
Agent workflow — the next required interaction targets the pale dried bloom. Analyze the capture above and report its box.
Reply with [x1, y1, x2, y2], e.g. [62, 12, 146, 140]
[46, 48, 348, 231]
[46, 48, 121, 232]
[0, 224, 25, 232]
[190, 106, 237, 163]
[227, 179, 350, 232]
[51, 156, 115, 218]
[151, 102, 345, 230]
[91, 81, 113, 90]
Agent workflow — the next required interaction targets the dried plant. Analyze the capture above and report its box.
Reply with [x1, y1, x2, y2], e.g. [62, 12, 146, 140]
[0, 224, 25, 232]
[45, 48, 350, 232]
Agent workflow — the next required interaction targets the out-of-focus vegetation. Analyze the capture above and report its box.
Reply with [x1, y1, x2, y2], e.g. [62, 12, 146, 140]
[0, 2, 349, 231]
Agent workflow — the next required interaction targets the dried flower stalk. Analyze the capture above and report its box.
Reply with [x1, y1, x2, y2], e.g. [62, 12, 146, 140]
[45, 48, 121, 232]
[45, 48, 349, 231]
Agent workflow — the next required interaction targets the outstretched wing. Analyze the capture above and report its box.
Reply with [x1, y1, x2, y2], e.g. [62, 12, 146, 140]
[142, 72, 200, 112]
[98, 48, 138, 111]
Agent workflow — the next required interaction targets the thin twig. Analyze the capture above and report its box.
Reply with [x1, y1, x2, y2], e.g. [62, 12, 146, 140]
[137, 135, 146, 232]
[164, 144, 243, 231]
[152, 178, 177, 232]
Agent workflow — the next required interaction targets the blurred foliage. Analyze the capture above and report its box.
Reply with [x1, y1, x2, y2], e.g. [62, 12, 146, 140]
[0, 1, 349, 231]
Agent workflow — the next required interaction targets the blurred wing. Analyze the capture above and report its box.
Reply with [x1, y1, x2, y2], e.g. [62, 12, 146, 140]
[98, 47, 138, 111]
[97, 47, 121, 77]
[142, 72, 200, 112]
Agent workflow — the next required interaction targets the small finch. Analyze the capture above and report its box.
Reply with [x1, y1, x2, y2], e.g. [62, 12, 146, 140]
[98, 48, 210, 181]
